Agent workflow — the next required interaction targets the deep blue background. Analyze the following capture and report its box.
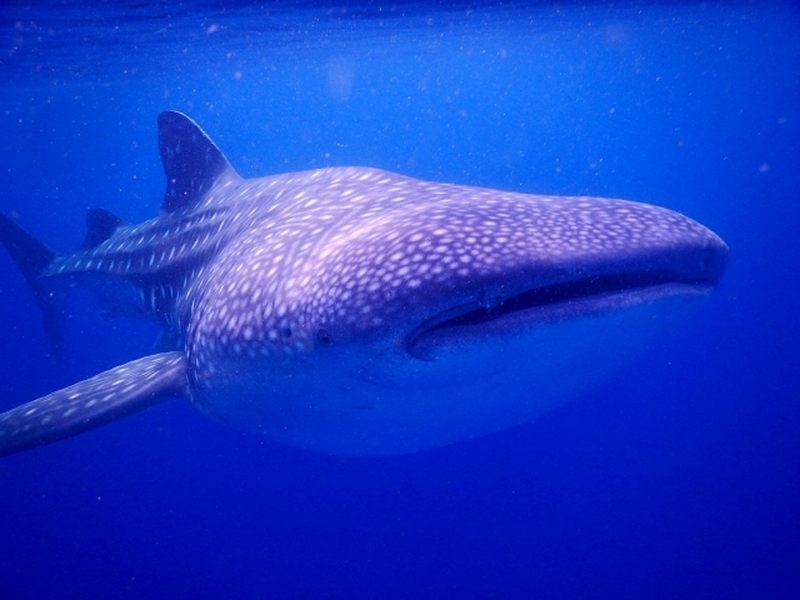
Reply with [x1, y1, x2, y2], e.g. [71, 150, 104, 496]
[1, 2, 798, 598]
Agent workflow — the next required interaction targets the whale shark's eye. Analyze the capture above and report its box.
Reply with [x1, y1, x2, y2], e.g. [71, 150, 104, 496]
[317, 329, 333, 346]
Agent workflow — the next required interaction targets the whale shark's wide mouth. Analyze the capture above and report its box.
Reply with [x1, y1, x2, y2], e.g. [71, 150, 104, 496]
[405, 269, 718, 361]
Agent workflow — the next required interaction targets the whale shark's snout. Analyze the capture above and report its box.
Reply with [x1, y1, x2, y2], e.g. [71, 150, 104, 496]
[401, 204, 728, 361]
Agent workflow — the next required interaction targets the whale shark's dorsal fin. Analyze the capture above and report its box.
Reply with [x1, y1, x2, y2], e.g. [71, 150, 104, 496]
[80, 208, 126, 250]
[158, 111, 241, 213]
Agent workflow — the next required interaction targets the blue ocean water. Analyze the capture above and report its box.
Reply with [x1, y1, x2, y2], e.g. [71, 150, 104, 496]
[0, 1, 798, 598]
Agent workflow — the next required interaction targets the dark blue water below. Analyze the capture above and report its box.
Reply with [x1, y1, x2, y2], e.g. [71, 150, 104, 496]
[0, 2, 798, 598]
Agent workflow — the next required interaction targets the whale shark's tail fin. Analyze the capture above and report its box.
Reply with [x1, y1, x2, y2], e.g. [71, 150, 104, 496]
[0, 213, 64, 357]
[0, 209, 128, 358]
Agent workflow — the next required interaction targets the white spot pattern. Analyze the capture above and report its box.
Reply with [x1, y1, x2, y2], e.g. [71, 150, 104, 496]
[143, 166, 726, 392]
[18, 165, 726, 421]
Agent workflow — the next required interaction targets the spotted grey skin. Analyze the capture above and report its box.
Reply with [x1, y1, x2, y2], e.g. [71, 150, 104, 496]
[0, 111, 728, 457]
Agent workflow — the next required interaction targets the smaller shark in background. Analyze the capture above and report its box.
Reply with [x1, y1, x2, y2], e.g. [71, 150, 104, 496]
[0, 111, 728, 457]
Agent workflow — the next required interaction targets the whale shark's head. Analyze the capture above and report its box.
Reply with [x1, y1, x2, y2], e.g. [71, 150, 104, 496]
[184, 167, 727, 455]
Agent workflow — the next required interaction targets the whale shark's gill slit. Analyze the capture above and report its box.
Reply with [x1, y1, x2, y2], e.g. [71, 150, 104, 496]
[409, 269, 710, 349]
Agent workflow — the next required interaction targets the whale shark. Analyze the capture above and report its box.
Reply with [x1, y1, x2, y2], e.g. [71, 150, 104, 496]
[0, 111, 728, 457]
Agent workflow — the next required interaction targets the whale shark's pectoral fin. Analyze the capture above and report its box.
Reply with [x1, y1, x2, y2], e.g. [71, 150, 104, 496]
[0, 352, 188, 457]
